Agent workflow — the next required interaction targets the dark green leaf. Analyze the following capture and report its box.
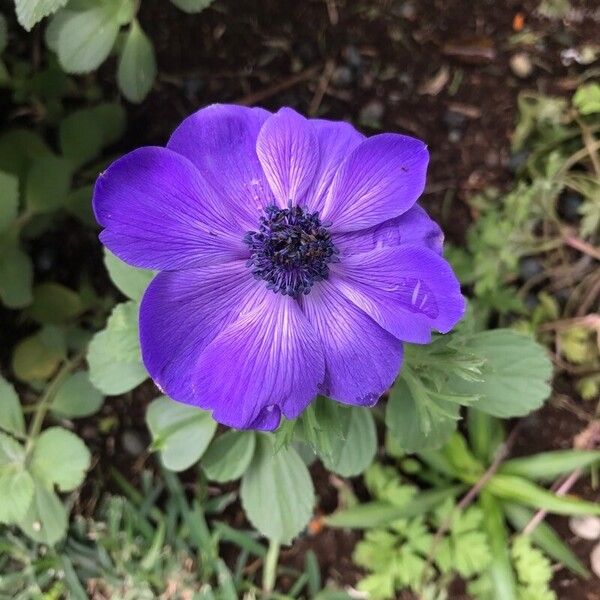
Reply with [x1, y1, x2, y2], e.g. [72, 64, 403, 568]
[25, 154, 72, 214]
[27, 282, 82, 324]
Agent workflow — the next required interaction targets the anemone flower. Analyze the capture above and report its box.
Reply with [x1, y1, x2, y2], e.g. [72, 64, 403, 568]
[93, 105, 465, 430]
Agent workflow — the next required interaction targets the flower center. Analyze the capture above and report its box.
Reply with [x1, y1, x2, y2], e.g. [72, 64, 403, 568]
[243, 204, 338, 297]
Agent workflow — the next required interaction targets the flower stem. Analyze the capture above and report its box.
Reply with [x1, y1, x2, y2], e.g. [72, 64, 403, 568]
[262, 537, 280, 594]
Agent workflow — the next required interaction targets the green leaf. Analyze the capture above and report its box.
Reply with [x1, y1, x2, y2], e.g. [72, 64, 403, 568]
[27, 282, 82, 324]
[87, 301, 148, 395]
[502, 502, 589, 578]
[59, 109, 104, 168]
[386, 375, 460, 452]
[0, 129, 51, 180]
[25, 154, 72, 214]
[17, 479, 67, 545]
[0, 431, 26, 469]
[51, 371, 104, 418]
[146, 396, 217, 472]
[89, 102, 126, 146]
[241, 434, 314, 544]
[30, 427, 91, 492]
[117, 20, 156, 103]
[0, 470, 34, 523]
[499, 450, 600, 483]
[0, 170, 19, 233]
[57, 5, 120, 73]
[104, 249, 155, 301]
[0, 375, 25, 436]
[452, 330, 552, 418]
[487, 474, 600, 516]
[573, 82, 600, 115]
[201, 430, 256, 483]
[0, 238, 33, 308]
[321, 407, 376, 477]
[14, 0, 68, 31]
[169, 0, 214, 13]
[12, 328, 65, 382]
[467, 409, 504, 464]
[63, 185, 94, 226]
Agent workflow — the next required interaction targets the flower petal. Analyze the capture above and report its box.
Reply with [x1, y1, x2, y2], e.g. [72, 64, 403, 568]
[256, 108, 319, 207]
[332, 245, 465, 344]
[167, 104, 274, 221]
[302, 118, 365, 213]
[300, 281, 403, 406]
[93, 147, 250, 270]
[321, 133, 429, 232]
[194, 294, 325, 429]
[333, 204, 444, 257]
[139, 261, 267, 403]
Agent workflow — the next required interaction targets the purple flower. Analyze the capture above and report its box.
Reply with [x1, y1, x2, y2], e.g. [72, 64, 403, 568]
[93, 105, 465, 430]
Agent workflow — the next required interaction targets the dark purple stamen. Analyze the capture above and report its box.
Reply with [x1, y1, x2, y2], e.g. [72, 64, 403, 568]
[243, 203, 338, 297]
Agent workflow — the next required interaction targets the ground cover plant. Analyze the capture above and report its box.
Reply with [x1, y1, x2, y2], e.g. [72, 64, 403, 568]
[0, 1, 599, 598]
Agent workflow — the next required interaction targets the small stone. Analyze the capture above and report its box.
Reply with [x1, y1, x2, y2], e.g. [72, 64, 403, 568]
[359, 100, 385, 128]
[510, 52, 533, 78]
[121, 429, 145, 457]
[448, 130, 462, 143]
[519, 257, 544, 280]
[558, 190, 583, 223]
[569, 516, 600, 540]
[331, 66, 353, 87]
[344, 45, 362, 69]
[443, 109, 467, 130]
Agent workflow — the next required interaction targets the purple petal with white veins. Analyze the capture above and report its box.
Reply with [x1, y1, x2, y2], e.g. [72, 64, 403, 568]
[93, 147, 250, 270]
[321, 133, 429, 232]
[301, 118, 365, 213]
[256, 107, 319, 207]
[332, 245, 465, 344]
[139, 261, 267, 403]
[194, 294, 325, 429]
[334, 204, 444, 257]
[300, 281, 403, 406]
[167, 104, 274, 221]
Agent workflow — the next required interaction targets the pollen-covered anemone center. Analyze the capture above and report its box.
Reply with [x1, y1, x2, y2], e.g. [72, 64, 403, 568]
[243, 204, 338, 297]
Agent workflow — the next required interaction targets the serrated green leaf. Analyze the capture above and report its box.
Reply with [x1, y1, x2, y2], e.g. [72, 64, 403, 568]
[27, 282, 82, 324]
[57, 5, 120, 73]
[87, 301, 148, 395]
[117, 20, 156, 103]
[25, 154, 72, 214]
[169, 0, 214, 13]
[386, 375, 460, 452]
[147, 396, 216, 472]
[30, 427, 91, 492]
[452, 330, 552, 418]
[0, 375, 25, 436]
[321, 407, 376, 477]
[51, 371, 104, 418]
[15, 0, 68, 31]
[0, 238, 33, 308]
[17, 479, 67, 545]
[202, 430, 256, 483]
[104, 249, 155, 301]
[0, 170, 19, 233]
[0, 470, 34, 524]
[241, 434, 314, 544]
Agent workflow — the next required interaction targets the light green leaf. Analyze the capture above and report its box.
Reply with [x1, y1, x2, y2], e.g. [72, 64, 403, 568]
[87, 301, 148, 395]
[17, 479, 67, 545]
[0, 431, 26, 470]
[0, 170, 18, 232]
[30, 427, 91, 492]
[0, 470, 34, 523]
[25, 154, 72, 214]
[321, 407, 376, 477]
[51, 371, 104, 418]
[59, 109, 104, 167]
[147, 396, 217, 472]
[0, 375, 25, 436]
[12, 328, 66, 382]
[451, 330, 552, 418]
[0, 238, 33, 308]
[27, 282, 82, 324]
[573, 82, 600, 115]
[117, 20, 156, 103]
[241, 434, 314, 544]
[57, 5, 120, 73]
[0, 14, 7, 53]
[14, 0, 68, 31]
[201, 430, 256, 483]
[386, 376, 460, 452]
[169, 0, 214, 14]
[104, 249, 155, 301]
